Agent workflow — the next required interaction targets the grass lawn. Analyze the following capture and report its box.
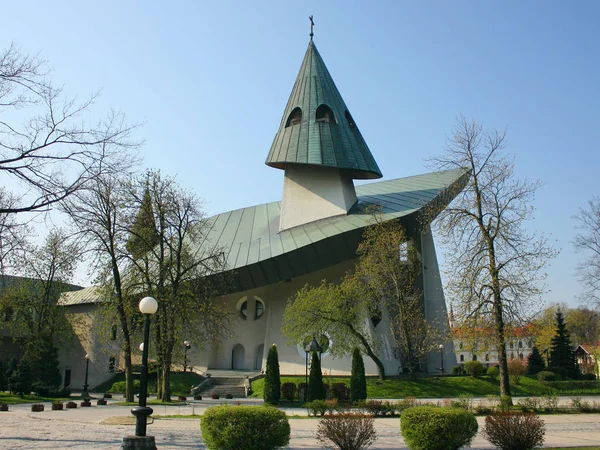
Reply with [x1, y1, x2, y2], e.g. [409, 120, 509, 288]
[250, 375, 600, 399]
[0, 393, 71, 405]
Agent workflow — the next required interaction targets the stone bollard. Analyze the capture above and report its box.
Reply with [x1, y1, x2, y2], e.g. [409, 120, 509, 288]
[121, 436, 157, 450]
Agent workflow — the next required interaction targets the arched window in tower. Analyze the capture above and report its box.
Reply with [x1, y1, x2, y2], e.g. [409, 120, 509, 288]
[315, 104, 336, 123]
[285, 107, 302, 127]
[345, 110, 356, 128]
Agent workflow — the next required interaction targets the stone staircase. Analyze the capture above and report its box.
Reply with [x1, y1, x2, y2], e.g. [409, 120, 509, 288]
[194, 370, 260, 399]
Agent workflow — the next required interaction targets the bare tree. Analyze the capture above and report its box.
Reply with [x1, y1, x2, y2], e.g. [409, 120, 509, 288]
[0, 42, 139, 215]
[430, 115, 557, 399]
[63, 175, 139, 402]
[0, 189, 31, 277]
[125, 170, 232, 401]
[574, 197, 600, 305]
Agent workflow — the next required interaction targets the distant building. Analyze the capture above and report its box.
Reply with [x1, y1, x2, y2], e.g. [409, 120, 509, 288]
[574, 343, 599, 376]
[452, 322, 535, 367]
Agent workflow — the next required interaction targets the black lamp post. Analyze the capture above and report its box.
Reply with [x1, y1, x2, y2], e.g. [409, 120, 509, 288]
[439, 344, 445, 375]
[304, 337, 323, 401]
[82, 354, 90, 400]
[183, 340, 191, 373]
[124, 296, 158, 449]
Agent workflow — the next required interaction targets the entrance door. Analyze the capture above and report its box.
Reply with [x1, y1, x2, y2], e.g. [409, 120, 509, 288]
[64, 369, 71, 388]
[255, 344, 264, 371]
[232, 344, 245, 370]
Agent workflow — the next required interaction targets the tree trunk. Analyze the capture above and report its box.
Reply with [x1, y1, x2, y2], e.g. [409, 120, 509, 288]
[123, 347, 134, 403]
[160, 365, 171, 402]
[493, 296, 511, 400]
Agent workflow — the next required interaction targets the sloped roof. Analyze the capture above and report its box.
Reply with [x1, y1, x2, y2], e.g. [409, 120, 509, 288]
[58, 286, 105, 306]
[202, 168, 468, 292]
[265, 41, 382, 179]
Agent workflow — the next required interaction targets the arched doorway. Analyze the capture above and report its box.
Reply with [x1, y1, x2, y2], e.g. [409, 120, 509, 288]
[255, 344, 264, 371]
[232, 344, 245, 370]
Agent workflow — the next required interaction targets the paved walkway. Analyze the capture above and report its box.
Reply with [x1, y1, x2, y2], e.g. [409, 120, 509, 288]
[0, 396, 599, 449]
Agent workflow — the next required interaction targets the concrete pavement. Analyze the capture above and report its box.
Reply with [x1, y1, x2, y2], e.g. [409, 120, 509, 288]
[0, 396, 599, 448]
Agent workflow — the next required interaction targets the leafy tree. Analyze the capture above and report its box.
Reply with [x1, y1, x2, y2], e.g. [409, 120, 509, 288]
[574, 196, 600, 305]
[264, 344, 281, 404]
[0, 360, 6, 391]
[5, 358, 17, 392]
[308, 351, 325, 401]
[430, 116, 557, 399]
[9, 360, 32, 397]
[350, 347, 367, 402]
[549, 310, 579, 379]
[566, 307, 600, 344]
[0, 42, 138, 215]
[527, 346, 546, 374]
[22, 338, 62, 391]
[283, 218, 441, 380]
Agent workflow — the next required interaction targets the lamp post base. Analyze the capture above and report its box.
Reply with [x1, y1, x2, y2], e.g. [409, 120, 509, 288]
[120, 436, 156, 450]
[131, 406, 153, 437]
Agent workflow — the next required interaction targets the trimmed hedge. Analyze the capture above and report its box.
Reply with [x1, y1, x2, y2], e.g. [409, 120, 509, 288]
[400, 406, 478, 450]
[200, 405, 290, 450]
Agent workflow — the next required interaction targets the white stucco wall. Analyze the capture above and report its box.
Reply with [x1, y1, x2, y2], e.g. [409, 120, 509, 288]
[279, 165, 357, 231]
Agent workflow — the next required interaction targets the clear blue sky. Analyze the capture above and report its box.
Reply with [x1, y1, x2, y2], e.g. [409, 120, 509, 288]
[4, 1, 599, 307]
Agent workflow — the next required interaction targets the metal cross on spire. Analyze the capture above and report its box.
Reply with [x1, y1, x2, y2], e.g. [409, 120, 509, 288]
[309, 15, 314, 41]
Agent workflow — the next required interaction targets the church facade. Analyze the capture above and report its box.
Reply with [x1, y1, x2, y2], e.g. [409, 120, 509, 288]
[59, 35, 466, 389]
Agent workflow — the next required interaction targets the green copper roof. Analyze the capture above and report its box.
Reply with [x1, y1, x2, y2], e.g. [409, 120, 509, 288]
[265, 42, 382, 180]
[201, 168, 468, 293]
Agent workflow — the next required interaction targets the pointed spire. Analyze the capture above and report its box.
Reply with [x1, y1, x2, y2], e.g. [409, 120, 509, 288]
[265, 40, 382, 180]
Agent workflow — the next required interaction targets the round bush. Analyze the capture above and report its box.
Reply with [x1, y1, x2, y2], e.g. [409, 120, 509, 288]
[463, 361, 485, 377]
[487, 365, 500, 382]
[400, 406, 478, 450]
[201, 405, 290, 450]
[537, 370, 559, 383]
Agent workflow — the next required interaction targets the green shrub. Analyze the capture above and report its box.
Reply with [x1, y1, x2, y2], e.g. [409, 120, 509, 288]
[316, 413, 377, 450]
[450, 365, 465, 375]
[200, 405, 290, 450]
[537, 370, 558, 383]
[499, 395, 513, 411]
[487, 365, 499, 382]
[547, 380, 600, 391]
[305, 399, 328, 416]
[540, 394, 558, 412]
[463, 361, 485, 377]
[396, 396, 417, 413]
[579, 373, 597, 381]
[450, 394, 473, 411]
[350, 348, 367, 403]
[108, 380, 140, 393]
[517, 397, 539, 413]
[483, 412, 545, 450]
[281, 382, 296, 401]
[264, 345, 281, 404]
[400, 406, 478, 450]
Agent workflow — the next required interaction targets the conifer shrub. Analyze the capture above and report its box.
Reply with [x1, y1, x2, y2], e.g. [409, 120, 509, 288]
[200, 405, 290, 450]
[308, 351, 325, 401]
[264, 344, 281, 404]
[463, 360, 485, 377]
[316, 413, 377, 450]
[350, 348, 367, 403]
[482, 412, 545, 450]
[527, 346, 546, 374]
[400, 406, 478, 450]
